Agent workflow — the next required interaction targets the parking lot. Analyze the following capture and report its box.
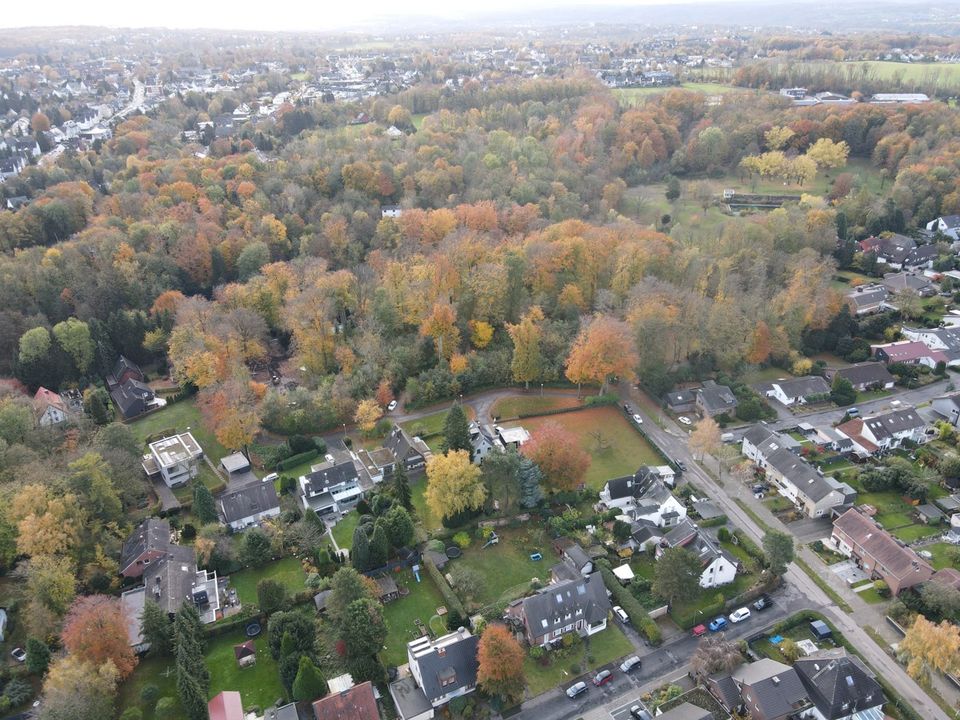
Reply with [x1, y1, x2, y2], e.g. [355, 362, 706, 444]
[830, 559, 870, 586]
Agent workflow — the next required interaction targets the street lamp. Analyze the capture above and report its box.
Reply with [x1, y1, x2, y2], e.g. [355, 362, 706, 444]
[540, 383, 544, 397]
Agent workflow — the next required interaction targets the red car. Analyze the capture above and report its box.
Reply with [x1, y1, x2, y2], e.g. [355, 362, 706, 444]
[692, 624, 707, 637]
[593, 669, 613, 687]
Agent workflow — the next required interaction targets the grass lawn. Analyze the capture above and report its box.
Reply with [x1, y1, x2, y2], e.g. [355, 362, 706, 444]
[331, 511, 361, 550]
[503, 406, 662, 490]
[629, 554, 657, 580]
[490, 394, 582, 420]
[381, 570, 446, 668]
[857, 587, 889, 605]
[523, 626, 634, 697]
[923, 542, 959, 570]
[889, 523, 944, 542]
[400, 407, 476, 453]
[614, 82, 740, 104]
[129, 398, 229, 460]
[450, 527, 554, 607]
[229, 557, 307, 606]
[411, 476, 442, 530]
[875, 511, 914, 530]
[859, 491, 913, 515]
[738, 366, 793, 386]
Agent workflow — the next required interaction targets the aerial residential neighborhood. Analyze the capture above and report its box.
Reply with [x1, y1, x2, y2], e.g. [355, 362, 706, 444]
[3, 6, 960, 720]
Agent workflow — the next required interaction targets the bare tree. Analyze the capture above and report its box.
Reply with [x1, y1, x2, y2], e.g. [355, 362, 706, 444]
[690, 634, 744, 678]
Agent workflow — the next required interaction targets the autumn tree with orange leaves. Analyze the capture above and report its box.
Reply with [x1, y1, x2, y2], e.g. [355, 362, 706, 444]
[420, 302, 461, 363]
[523, 421, 590, 492]
[477, 624, 526, 702]
[565, 315, 639, 395]
[61, 594, 138, 680]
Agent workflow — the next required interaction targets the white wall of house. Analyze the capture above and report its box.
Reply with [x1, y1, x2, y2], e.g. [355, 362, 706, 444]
[699, 556, 737, 588]
[634, 496, 687, 528]
[226, 506, 280, 532]
[38, 406, 67, 426]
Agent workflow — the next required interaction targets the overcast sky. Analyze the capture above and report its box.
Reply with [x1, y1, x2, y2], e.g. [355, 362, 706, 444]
[1, 0, 709, 32]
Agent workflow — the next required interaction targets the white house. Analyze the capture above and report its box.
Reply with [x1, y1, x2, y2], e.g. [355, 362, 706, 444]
[761, 376, 831, 406]
[33, 386, 69, 427]
[298, 459, 363, 517]
[927, 215, 960, 240]
[656, 518, 738, 588]
[141, 432, 203, 488]
[218, 479, 281, 531]
[899, 326, 960, 366]
[762, 448, 857, 517]
[835, 406, 927, 458]
[505, 573, 610, 646]
[740, 425, 800, 465]
[600, 471, 686, 528]
[406, 630, 478, 710]
[932, 393, 960, 426]
[468, 422, 504, 465]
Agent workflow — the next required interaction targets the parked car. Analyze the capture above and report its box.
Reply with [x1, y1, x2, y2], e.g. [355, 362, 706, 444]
[708, 616, 727, 632]
[593, 669, 613, 686]
[847, 407, 860, 417]
[566, 681, 588, 698]
[692, 623, 707, 637]
[631, 706, 652, 720]
[263, 472, 278, 483]
[676, 461, 687, 472]
[624, 403, 632, 413]
[620, 656, 642, 673]
[729, 607, 751, 623]
[632, 414, 643, 425]
[612, 606, 629, 624]
[10, 647, 26, 662]
[753, 594, 774, 611]
[678, 416, 692, 425]
[387, 400, 398, 411]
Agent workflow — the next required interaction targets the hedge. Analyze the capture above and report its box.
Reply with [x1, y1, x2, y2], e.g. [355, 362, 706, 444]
[597, 561, 662, 645]
[204, 609, 263, 638]
[277, 449, 319, 471]
[698, 515, 728, 528]
[423, 555, 467, 624]
[732, 529, 765, 566]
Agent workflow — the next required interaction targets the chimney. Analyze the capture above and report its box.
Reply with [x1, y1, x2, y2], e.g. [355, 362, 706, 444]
[772, 676, 780, 685]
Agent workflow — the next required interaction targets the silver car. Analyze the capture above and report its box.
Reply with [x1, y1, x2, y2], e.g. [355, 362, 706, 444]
[566, 681, 588, 698]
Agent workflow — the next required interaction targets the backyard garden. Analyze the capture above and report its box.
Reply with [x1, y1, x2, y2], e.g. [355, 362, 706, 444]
[523, 626, 634, 697]
[380, 569, 447, 668]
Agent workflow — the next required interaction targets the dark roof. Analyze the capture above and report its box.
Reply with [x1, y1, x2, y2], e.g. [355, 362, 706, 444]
[794, 650, 884, 720]
[145, 545, 200, 615]
[384, 426, 426, 464]
[389, 676, 432, 720]
[263, 703, 299, 720]
[862, 407, 925, 439]
[698, 380, 738, 413]
[771, 376, 830, 399]
[708, 675, 742, 712]
[304, 460, 359, 495]
[413, 631, 479, 704]
[376, 575, 399, 598]
[732, 659, 810, 720]
[120, 518, 171, 573]
[847, 285, 889, 310]
[656, 703, 713, 720]
[312, 681, 379, 720]
[233, 640, 255, 660]
[563, 542, 592, 570]
[111, 354, 142, 381]
[110, 378, 154, 418]
[218, 481, 280, 524]
[314, 590, 332, 613]
[664, 389, 697, 408]
[519, 573, 610, 636]
[834, 363, 894, 388]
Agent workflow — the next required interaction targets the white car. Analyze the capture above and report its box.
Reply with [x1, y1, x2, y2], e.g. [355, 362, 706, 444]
[612, 606, 629, 623]
[620, 655, 642, 673]
[632, 414, 643, 425]
[10, 647, 26, 662]
[678, 416, 692, 426]
[728, 607, 751, 623]
[387, 400, 398, 411]
[262, 472, 278, 483]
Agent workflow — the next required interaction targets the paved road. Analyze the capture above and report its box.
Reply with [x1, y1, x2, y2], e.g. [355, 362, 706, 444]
[615, 384, 951, 720]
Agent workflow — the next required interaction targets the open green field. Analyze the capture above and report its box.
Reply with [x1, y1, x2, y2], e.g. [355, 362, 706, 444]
[118, 633, 284, 719]
[129, 398, 228, 460]
[504, 406, 662, 490]
[786, 60, 960, 94]
[380, 570, 446, 668]
[229, 556, 307, 606]
[614, 82, 742, 104]
[331, 511, 361, 550]
[717, 157, 882, 198]
[400, 406, 476, 453]
[491, 394, 582, 420]
[523, 626, 634, 697]
[449, 527, 554, 607]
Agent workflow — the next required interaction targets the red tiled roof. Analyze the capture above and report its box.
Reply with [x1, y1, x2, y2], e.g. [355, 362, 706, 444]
[313, 681, 379, 720]
[833, 509, 933, 582]
[208, 691, 244, 720]
[32, 386, 65, 413]
[835, 419, 880, 454]
[932, 568, 960, 591]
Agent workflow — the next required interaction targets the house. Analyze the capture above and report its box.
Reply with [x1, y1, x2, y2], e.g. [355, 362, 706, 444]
[664, 389, 697, 414]
[835, 406, 926, 458]
[385, 426, 432, 475]
[356, 447, 397, 484]
[313, 680, 379, 720]
[375, 574, 400, 602]
[468, 422, 504, 465]
[208, 691, 244, 720]
[794, 649, 885, 720]
[845, 284, 893, 316]
[761, 448, 856, 518]
[106, 355, 144, 390]
[390, 674, 435, 720]
[696, 380, 738, 418]
[218, 480, 281, 531]
[299, 459, 363, 516]
[932, 567, 960, 591]
[657, 518, 738, 588]
[32, 386, 68, 426]
[740, 425, 800, 465]
[397, 629, 478, 712]
[655, 703, 713, 720]
[727, 659, 811, 720]
[553, 539, 594, 576]
[759, 376, 830, 406]
[119, 518, 175, 578]
[110, 378, 159, 419]
[826, 363, 895, 392]
[219, 452, 251, 477]
[830, 509, 933, 594]
[926, 215, 960, 241]
[900, 326, 960, 366]
[141, 432, 203, 488]
[381, 204, 403, 218]
[506, 573, 610, 646]
[497, 425, 531, 449]
[872, 340, 949, 368]
[880, 271, 935, 297]
[600, 471, 686, 527]
[932, 393, 960, 425]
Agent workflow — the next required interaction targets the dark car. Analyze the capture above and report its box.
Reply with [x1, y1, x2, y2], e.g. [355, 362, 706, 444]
[676, 461, 687, 472]
[753, 594, 774, 611]
[624, 403, 632, 413]
[593, 669, 613, 686]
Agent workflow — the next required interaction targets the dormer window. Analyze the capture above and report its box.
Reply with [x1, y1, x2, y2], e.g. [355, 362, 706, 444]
[437, 647, 446, 657]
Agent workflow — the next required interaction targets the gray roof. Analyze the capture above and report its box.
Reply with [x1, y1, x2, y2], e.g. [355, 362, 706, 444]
[520, 573, 610, 636]
[862, 407, 925, 440]
[698, 380, 738, 414]
[655, 703, 713, 720]
[834, 363, 894, 388]
[218, 481, 279, 524]
[303, 460, 359, 495]
[220, 452, 250, 474]
[847, 285, 889, 310]
[313, 589, 331, 612]
[263, 703, 298, 720]
[917, 504, 943, 520]
[390, 676, 433, 719]
[664, 389, 696, 408]
[604, 469, 671, 502]
[144, 545, 200, 615]
[771, 376, 830, 399]
[765, 448, 840, 503]
[881, 272, 934, 294]
[794, 650, 884, 720]
[563, 542, 592, 570]
[385, 425, 428, 465]
[415, 632, 479, 703]
[732, 659, 810, 720]
[120, 518, 172, 573]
